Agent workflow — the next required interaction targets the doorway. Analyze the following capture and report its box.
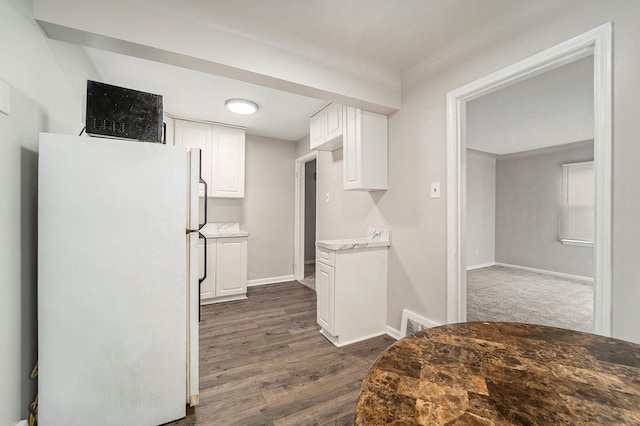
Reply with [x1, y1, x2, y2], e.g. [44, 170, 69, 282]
[464, 55, 595, 332]
[446, 23, 612, 335]
[294, 152, 318, 289]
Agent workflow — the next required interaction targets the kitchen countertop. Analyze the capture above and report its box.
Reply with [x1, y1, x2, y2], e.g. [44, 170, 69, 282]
[199, 222, 248, 238]
[316, 238, 390, 250]
[355, 322, 640, 425]
[200, 229, 249, 238]
[316, 227, 390, 251]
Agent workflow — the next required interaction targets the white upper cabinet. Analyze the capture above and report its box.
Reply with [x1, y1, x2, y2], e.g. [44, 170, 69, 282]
[174, 119, 245, 198]
[310, 112, 325, 149]
[310, 103, 343, 151]
[343, 106, 388, 191]
[174, 120, 212, 198]
[211, 127, 245, 198]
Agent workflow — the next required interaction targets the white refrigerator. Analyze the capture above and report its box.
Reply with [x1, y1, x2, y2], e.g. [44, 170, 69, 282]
[38, 133, 202, 425]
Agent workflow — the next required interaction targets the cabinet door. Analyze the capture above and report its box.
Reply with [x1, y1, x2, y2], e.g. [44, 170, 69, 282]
[215, 237, 247, 297]
[199, 238, 216, 301]
[316, 262, 335, 335]
[211, 127, 245, 198]
[343, 108, 388, 191]
[309, 112, 325, 149]
[324, 103, 343, 142]
[343, 106, 362, 189]
[175, 120, 212, 197]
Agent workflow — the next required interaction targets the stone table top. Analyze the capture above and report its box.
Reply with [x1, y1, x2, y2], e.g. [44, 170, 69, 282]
[355, 322, 640, 425]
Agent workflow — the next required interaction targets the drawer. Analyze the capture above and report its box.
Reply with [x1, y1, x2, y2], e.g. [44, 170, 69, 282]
[317, 247, 335, 267]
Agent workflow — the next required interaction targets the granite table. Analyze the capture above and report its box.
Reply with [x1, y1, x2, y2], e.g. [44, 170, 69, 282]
[355, 322, 640, 425]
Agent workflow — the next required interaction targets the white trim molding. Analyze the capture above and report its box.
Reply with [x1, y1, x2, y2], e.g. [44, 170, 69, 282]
[446, 23, 613, 336]
[247, 275, 296, 287]
[293, 152, 318, 282]
[466, 262, 497, 271]
[385, 325, 402, 340]
[495, 262, 593, 284]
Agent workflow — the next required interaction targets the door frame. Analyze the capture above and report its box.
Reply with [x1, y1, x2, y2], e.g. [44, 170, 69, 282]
[294, 152, 318, 281]
[446, 23, 613, 336]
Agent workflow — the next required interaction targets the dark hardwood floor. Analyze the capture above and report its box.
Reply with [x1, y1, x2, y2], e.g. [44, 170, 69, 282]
[167, 281, 395, 426]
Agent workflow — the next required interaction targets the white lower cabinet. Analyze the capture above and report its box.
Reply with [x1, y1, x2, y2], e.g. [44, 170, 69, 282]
[316, 262, 336, 335]
[199, 237, 215, 300]
[199, 236, 248, 304]
[316, 245, 388, 347]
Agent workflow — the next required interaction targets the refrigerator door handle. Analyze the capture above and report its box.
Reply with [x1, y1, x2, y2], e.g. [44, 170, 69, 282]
[198, 149, 208, 230]
[199, 176, 208, 230]
[198, 232, 207, 322]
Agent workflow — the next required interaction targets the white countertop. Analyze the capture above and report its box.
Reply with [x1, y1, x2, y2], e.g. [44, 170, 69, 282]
[199, 222, 248, 238]
[316, 228, 391, 251]
[200, 229, 249, 238]
[316, 238, 390, 251]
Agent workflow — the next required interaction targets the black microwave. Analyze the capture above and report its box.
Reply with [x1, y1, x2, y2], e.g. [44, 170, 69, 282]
[85, 80, 164, 143]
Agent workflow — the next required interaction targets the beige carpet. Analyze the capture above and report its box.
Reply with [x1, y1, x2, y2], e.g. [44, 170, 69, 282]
[467, 266, 593, 333]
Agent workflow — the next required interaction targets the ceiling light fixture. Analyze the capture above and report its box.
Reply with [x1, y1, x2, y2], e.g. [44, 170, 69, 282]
[225, 98, 258, 115]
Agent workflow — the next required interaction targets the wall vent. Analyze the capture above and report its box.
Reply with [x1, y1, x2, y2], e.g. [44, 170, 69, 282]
[400, 309, 440, 337]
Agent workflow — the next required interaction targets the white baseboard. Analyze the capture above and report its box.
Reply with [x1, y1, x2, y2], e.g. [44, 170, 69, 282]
[201, 294, 247, 305]
[495, 262, 593, 283]
[385, 325, 401, 340]
[247, 275, 295, 287]
[466, 262, 496, 271]
[319, 329, 389, 347]
[17, 421, 27, 426]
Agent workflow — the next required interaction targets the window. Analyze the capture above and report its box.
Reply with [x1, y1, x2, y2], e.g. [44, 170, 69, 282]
[560, 161, 594, 247]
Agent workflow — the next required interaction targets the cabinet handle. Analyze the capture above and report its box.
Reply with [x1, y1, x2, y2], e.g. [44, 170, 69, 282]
[198, 232, 207, 322]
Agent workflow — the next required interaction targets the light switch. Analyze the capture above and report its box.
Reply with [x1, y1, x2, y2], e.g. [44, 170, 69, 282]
[325, 192, 330, 202]
[0, 80, 9, 116]
[430, 182, 441, 199]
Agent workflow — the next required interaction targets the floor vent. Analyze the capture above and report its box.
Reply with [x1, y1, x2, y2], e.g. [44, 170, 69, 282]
[400, 309, 439, 337]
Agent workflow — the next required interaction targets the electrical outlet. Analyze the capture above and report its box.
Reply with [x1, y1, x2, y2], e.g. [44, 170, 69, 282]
[0, 80, 10, 116]
[430, 182, 441, 199]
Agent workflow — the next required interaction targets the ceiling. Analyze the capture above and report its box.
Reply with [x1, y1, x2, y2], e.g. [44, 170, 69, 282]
[150, 0, 567, 77]
[75, 0, 580, 142]
[84, 47, 327, 141]
[467, 56, 594, 155]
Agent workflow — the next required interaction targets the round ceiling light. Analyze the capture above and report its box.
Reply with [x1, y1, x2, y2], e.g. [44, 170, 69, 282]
[225, 98, 258, 115]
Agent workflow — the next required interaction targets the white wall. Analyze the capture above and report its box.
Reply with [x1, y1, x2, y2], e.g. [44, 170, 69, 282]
[466, 150, 496, 268]
[0, 0, 99, 423]
[206, 134, 296, 281]
[390, 1, 640, 343]
[295, 134, 312, 159]
[495, 142, 594, 277]
[315, 148, 388, 240]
